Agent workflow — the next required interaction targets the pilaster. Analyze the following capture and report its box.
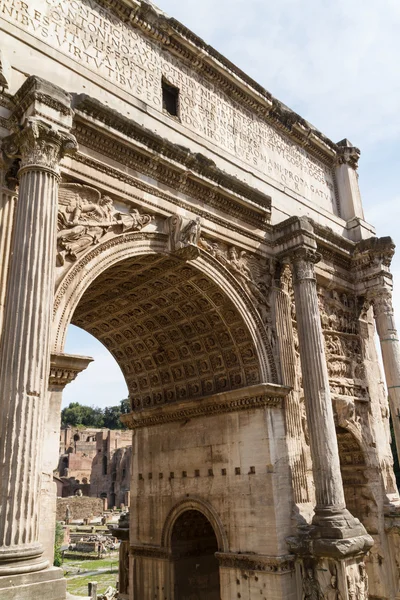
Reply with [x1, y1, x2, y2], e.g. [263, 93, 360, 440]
[39, 353, 92, 565]
[0, 76, 76, 582]
[335, 139, 374, 242]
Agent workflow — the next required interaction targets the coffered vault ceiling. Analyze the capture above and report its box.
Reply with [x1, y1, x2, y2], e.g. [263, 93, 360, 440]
[72, 254, 262, 410]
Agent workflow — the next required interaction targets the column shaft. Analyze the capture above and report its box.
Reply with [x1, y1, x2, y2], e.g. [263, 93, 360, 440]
[0, 117, 76, 574]
[291, 250, 346, 514]
[373, 290, 400, 463]
[0, 167, 58, 572]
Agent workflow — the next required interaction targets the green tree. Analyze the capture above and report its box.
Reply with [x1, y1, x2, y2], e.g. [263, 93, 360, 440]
[120, 397, 131, 414]
[61, 403, 104, 428]
[103, 405, 124, 429]
[53, 521, 64, 567]
[61, 399, 130, 429]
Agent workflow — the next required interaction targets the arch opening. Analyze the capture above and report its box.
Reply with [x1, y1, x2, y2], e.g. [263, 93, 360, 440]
[68, 253, 264, 409]
[171, 510, 220, 600]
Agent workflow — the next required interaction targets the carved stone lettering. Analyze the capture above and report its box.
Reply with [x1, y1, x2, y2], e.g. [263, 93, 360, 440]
[0, 0, 337, 209]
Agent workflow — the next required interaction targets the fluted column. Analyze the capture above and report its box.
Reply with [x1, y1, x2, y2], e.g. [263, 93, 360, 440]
[289, 248, 366, 539]
[0, 158, 17, 339]
[0, 118, 77, 575]
[371, 288, 400, 463]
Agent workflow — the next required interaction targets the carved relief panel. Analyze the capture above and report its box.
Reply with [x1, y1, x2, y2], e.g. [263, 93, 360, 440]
[317, 286, 368, 402]
[57, 183, 153, 266]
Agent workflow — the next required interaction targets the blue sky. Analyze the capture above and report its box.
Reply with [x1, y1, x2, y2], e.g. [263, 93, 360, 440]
[63, 0, 400, 409]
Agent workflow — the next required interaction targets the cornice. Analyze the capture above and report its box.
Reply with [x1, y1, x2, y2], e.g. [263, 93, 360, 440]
[72, 96, 271, 228]
[216, 551, 295, 573]
[49, 352, 93, 389]
[121, 383, 289, 429]
[96, 1, 347, 167]
[65, 153, 272, 246]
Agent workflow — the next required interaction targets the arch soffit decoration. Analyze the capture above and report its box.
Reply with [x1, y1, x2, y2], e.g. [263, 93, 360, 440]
[52, 232, 276, 388]
[161, 497, 229, 553]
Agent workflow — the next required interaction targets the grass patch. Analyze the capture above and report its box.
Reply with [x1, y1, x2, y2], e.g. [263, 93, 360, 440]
[63, 557, 118, 574]
[66, 571, 118, 596]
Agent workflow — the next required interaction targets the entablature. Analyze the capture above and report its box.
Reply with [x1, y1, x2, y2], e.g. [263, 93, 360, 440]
[72, 95, 272, 230]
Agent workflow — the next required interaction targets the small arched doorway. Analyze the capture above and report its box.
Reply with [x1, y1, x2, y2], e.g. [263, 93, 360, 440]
[171, 510, 220, 600]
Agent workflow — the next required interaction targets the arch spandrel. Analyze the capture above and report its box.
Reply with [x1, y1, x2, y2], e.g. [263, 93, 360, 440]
[52, 232, 277, 407]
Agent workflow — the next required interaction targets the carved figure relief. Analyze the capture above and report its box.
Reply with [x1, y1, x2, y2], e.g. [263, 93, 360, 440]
[324, 573, 342, 600]
[181, 217, 201, 246]
[302, 568, 323, 600]
[346, 563, 368, 600]
[317, 286, 368, 401]
[199, 237, 273, 326]
[57, 184, 152, 265]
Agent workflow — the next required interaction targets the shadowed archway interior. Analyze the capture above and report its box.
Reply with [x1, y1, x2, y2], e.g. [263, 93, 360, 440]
[171, 510, 220, 600]
[71, 254, 262, 411]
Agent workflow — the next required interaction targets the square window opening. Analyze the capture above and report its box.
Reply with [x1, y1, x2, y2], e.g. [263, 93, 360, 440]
[162, 79, 179, 117]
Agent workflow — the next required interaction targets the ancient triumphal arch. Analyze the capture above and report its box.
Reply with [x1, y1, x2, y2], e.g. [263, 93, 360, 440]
[1, 1, 400, 599]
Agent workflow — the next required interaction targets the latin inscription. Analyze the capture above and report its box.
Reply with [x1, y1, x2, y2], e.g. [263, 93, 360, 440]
[0, 0, 338, 211]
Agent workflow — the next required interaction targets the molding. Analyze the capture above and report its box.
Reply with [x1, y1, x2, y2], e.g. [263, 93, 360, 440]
[216, 551, 295, 573]
[130, 544, 170, 560]
[49, 352, 93, 390]
[65, 154, 272, 245]
[161, 497, 229, 552]
[121, 383, 289, 429]
[73, 96, 271, 228]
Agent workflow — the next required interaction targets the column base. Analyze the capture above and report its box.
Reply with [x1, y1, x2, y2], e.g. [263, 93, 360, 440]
[288, 508, 373, 560]
[0, 566, 66, 600]
[0, 543, 49, 575]
[311, 506, 369, 540]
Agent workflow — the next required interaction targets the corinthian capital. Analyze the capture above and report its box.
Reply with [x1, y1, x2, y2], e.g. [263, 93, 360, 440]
[288, 247, 321, 283]
[369, 288, 393, 318]
[2, 117, 77, 173]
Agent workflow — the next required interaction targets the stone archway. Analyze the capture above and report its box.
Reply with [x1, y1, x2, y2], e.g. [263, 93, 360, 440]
[53, 235, 276, 401]
[171, 510, 221, 600]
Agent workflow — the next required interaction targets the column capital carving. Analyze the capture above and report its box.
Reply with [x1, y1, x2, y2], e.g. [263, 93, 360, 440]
[286, 247, 321, 283]
[2, 118, 77, 174]
[368, 288, 394, 318]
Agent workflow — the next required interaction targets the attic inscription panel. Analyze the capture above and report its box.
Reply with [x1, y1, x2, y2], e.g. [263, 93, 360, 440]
[1, 0, 337, 211]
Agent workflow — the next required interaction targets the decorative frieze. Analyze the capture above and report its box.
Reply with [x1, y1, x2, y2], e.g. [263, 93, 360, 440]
[72, 112, 271, 229]
[122, 391, 284, 429]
